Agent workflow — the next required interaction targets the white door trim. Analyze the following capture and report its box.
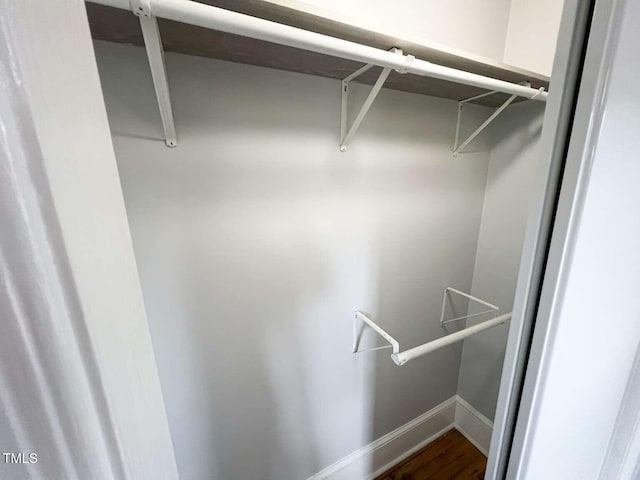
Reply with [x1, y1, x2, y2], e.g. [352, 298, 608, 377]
[0, 0, 178, 478]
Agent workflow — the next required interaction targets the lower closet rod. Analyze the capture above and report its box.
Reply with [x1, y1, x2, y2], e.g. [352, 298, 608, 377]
[88, 0, 547, 102]
[391, 313, 512, 366]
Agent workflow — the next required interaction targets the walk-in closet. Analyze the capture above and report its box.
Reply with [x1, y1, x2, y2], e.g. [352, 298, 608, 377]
[7, 0, 640, 479]
[86, 1, 562, 478]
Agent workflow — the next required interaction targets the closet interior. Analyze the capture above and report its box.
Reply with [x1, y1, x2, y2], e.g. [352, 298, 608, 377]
[85, 0, 563, 478]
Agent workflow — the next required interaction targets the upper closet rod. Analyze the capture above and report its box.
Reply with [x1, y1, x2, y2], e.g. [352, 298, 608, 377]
[89, 0, 548, 103]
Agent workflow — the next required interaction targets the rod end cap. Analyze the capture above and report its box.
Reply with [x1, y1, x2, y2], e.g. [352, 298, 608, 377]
[391, 354, 407, 366]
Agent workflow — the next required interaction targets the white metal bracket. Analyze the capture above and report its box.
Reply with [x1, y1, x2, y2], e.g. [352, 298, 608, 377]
[439, 287, 499, 327]
[340, 48, 411, 152]
[353, 311, 400, 355]
[453, 82, 542, 157]
[353, 287, 507, 365]
[132, 0, 177, 147]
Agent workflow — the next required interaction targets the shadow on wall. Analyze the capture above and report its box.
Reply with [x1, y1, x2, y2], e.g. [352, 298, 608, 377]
[456, 100, 545, 422]
[486, 102, 544, 181]
[365, 143, 489, 473]
[181, 216, 331, 479]
[126, 158, 384, 480]
[96, 41, 498, 480]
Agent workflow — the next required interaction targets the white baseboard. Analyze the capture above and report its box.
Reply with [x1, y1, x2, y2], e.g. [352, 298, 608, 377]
[307, 395, 493, 480]
[454, 395, 494, 456]
[306, 397, 456, 480]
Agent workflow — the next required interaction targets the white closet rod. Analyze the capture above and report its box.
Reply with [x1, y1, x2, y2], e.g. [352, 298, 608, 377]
[391, 312, 511, 366]
[89, 0, 548, 102]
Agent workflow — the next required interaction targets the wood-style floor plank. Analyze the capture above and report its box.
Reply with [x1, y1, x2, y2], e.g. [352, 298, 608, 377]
[375, 429, 486, 480]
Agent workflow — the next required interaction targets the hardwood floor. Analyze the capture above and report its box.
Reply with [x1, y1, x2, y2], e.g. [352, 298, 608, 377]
[375, 429, 486, 480]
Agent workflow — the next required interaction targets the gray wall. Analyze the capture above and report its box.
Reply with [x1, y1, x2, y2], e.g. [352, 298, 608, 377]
[95, 41, 493, 480]
[457, 102, 545, 420]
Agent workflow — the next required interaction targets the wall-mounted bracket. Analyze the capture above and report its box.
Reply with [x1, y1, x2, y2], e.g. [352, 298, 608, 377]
[453, 82, 543, 157]
[133, 0, 177, 147]
[353, 311, 400, 355]
[340, 48, 411, 152]
[439, 287, 499, 327]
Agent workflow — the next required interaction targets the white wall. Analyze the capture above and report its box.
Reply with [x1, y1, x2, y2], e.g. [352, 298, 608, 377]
[297, 0, 512, 60]
[457, 102, 545, 420]
[94, 41, 494, 480]
[288, 0, 564, 75]
[503, 0, 565, 76]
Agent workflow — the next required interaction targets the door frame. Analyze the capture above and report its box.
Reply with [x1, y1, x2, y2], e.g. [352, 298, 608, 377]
[0, 0, 178, 478]
[491, 0, 640, 477]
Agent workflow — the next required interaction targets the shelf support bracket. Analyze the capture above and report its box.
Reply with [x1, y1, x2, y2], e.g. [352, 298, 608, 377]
[133, 0, 177, 147]
[453, 82, 538, 157]
[340, 48, 411, 152]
